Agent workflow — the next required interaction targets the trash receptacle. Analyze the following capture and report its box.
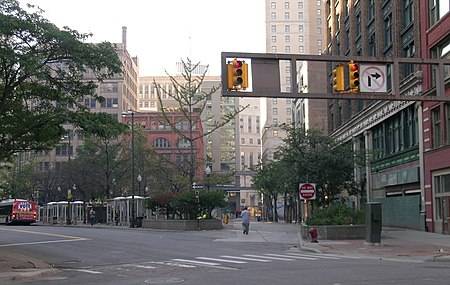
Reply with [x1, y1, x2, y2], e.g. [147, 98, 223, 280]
[136, 217, 143, 228]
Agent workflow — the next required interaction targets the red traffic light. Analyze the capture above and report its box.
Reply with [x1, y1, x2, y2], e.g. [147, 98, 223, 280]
[233, 60, 243, 68]
[350, 63, 359, 71]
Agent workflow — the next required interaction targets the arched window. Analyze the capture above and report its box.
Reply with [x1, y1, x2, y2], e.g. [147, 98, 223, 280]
[153, 138, 171, 149]
[177, 138, 192, 149]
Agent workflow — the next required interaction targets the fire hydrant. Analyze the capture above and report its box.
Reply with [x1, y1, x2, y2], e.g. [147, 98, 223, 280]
[309, 227, 318, 243]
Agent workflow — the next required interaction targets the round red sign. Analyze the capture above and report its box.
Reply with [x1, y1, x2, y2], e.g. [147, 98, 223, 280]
[299, 183, 316, 200]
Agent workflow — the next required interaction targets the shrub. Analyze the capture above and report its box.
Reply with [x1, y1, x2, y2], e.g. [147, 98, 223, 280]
[306, 203, 364, 225]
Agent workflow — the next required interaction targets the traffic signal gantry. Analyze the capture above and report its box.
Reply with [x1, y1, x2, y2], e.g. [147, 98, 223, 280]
[226, 58, 248, 91]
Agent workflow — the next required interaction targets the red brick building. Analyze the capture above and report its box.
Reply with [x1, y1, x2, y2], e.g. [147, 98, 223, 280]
[122, 111, 205, 179]
[420, 2, 450, 233]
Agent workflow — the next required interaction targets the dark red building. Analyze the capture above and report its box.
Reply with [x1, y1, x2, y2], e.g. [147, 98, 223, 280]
[122, 111, 205, 180]
[420, 2, 450, 233]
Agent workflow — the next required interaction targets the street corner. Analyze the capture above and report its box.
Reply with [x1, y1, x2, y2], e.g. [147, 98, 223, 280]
[0, 268, 59, 283]
[427, 249, 450, 263]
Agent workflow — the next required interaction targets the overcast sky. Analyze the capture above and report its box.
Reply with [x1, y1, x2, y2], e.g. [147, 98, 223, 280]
[21, 0, 266, 76]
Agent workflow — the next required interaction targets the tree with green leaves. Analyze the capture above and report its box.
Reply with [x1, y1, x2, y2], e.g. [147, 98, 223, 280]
[253, 125, 358, 222]
[0, 0, 124, 162]
[153, 58, 247, 190]
[276, 125, 358, 207]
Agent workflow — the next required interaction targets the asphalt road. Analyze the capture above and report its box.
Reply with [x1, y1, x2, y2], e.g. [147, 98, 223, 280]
[1, 225, 450, 285]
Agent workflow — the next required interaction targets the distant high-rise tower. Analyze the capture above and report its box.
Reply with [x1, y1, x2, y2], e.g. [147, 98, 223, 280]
[262, 0, 328, 161]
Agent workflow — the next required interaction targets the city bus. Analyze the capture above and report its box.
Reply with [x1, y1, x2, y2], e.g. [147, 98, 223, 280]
[0, 199, 37, 225]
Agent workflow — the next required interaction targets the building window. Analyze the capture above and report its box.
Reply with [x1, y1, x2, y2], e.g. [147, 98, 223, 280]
[272, 36, 277, 43]
[241, 138, 245, 144]
[317, 0, 321, 5]
[446, 104, 450, 145]
[369, 34, 376, 56]
[356, 13, 361, 37]
[298, 2, 303, 9]
[317, 27, 322, 34]
[317, 9, 321, 15]
[177, 138, 192, 149]
[273, 98, 278, 104]
[273, 108, 278, 115]
[271, 46, 277, 53]
[433, 172, 450, 221]
[317, 40, 322, 46]
[384, 14, 392, 47]
[249, 138, 254, 145]
[403, 42, 415, 77]
[285, 25, 290, 32]
[429, 0, 450, 26]
[271, 1, 276, 9]
[299, 25, 304, 32]
[317, 18, 322, 25]
[432, 107, 442, 148]
[271, 25, 276, 33]
[271, 12, 276, 19]
[298, 12, 303, 19]
[285, 12, 290, 19]
[285, 2, 289, 9]
[286, 108, 292, 115]
[430, 37, 450, 87]
[273, 118, 278, 126]
[285, 46, 291, 53]
[299, 46, 304, 53]
[154, 138, 171, 149]
[368, 0, 375, 20]
[403, 0, 414, 27]
[299, 35, 304, 42]
[285, 35, 290, 42]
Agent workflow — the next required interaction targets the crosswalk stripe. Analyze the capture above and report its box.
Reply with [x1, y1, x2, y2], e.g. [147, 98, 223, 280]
[220, 255, 272, 262]
[266, 253, 318, 260]
[286, 253, 340, 260]
[172, 259, 220, 266]
[71, 269, 103, 274]
[156, 262, 196, 268]
[243, 254, 295, 261]
[196, 257, 247, 264]
[129, 264, 156, 269]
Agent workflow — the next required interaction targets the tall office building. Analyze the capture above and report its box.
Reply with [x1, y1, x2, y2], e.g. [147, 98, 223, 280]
[36, 27, 139, 172]
[263, 0, 328, 162]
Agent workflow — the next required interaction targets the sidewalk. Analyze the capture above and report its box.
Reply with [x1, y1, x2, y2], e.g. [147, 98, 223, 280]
[300, 227, 450, 262]
[1, 221, 450, 282]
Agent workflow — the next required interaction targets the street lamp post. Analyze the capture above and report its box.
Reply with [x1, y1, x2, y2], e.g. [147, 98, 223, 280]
[122, 110, 136, 228]
[137, 175, 142, 196]
[205, 166, 211, 191]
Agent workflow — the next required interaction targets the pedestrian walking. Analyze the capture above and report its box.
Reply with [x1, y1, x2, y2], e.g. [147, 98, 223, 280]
[89, 208, 96, 226]
[241, 207, 251, 234]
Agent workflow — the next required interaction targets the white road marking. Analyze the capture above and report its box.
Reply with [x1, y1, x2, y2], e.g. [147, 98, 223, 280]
[0, 238, 89, 247]
[243, 254, 295, 261]
[287, 252, 341, 259]
[196, 257, 247, 264]
[147, 261, 196, 268]
[127, 264, 156, 269]
[70, 269, 103, 274]
[266, 253, 318, 260]
[172, 259, 220, 266]
[220, 255, 272, 262]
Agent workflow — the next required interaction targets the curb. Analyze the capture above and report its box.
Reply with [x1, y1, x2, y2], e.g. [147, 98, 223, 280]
[0, 268, 59, 282]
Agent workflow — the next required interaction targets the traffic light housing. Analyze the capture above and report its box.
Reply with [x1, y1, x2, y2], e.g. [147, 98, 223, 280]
[332, 64, 344, 92]
[227, 58, 248, 91]
[348, 61, 360, 90]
